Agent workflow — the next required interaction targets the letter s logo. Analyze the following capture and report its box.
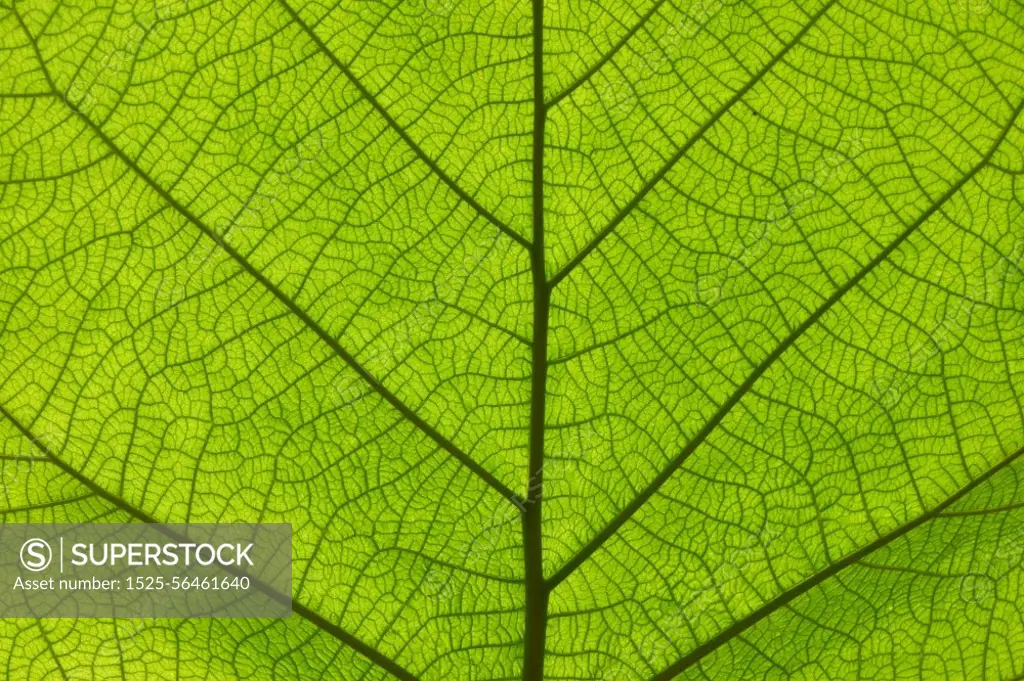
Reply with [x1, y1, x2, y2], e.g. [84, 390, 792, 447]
[20, 538, 52, 572]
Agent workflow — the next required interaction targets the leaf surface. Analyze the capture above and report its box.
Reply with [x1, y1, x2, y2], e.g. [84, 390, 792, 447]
[1, 0, 1024, 679]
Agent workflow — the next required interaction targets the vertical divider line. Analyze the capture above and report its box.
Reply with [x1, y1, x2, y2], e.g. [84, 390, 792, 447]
[523, 0, 550, 677]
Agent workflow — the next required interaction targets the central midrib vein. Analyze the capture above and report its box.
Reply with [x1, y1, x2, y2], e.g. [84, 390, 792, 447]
[523, 0, 550, 676]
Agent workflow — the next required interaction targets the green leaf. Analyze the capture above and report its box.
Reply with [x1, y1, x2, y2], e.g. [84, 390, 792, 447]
[1, 0, 1023, 679]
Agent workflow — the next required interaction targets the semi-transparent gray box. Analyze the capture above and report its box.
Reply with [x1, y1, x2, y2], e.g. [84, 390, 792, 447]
[0, 524, 291, 618]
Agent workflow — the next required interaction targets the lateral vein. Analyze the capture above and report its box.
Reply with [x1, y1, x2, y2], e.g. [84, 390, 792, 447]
[549, 0, 839, 288]
[651, 440, 1024, 680]
[546, 96, 1024, 590]
[12, 7, 522, 508]
[0, 401, 421, 681]
[274, 0, 531, 251]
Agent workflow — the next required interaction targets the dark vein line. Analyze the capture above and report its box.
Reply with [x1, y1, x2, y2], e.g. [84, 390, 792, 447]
[0, 402, 419, 681]
[546, 97, 1024, 590]
[939, 500, 1024, 517]
[548, 0, 838, 289]
[11, 8, 521, 509]
[522, 0, 550, 676]
[0, 493, 96, 516]
[33, 619, 68, 680]
[651, 441, 1024, 680]
[0, 151, 113, 185]
[274, 0, 531, 251]
[544, 0, 673, 109]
